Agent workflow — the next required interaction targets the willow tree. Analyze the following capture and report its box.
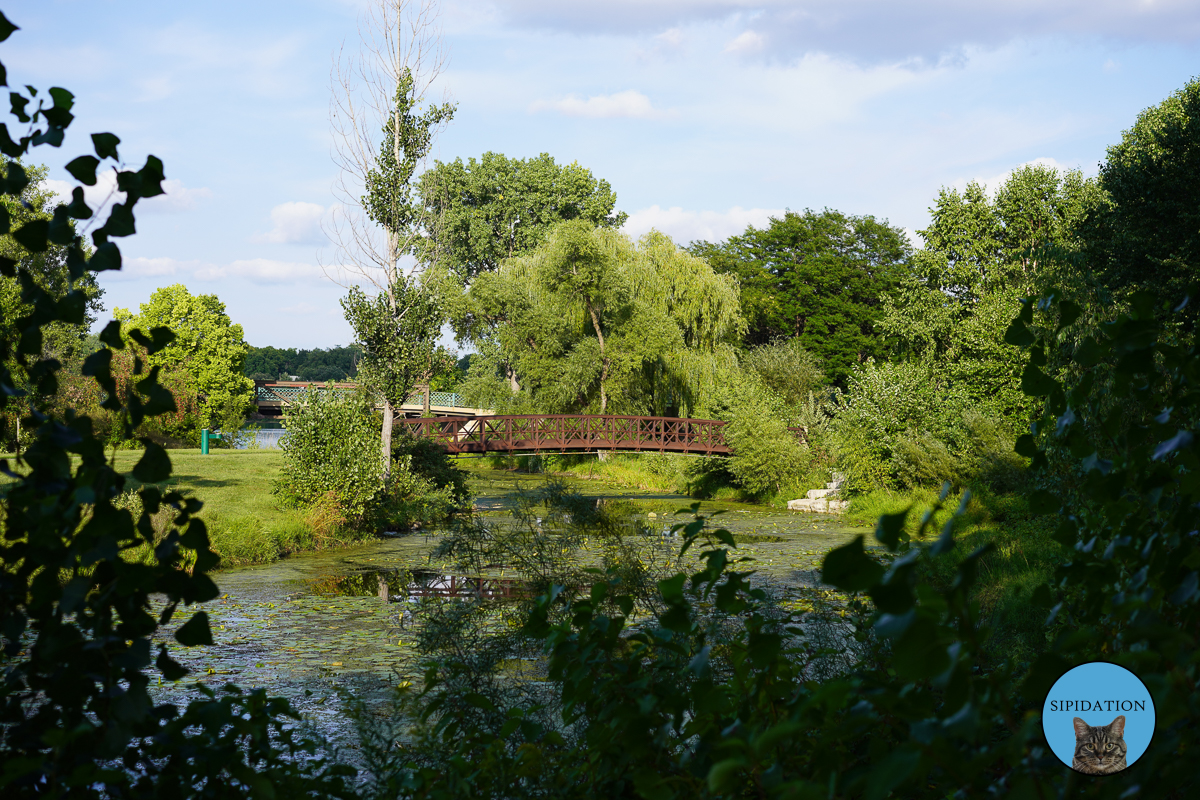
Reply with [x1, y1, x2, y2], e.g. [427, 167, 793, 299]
[460, 222, 743, 416]
[327, 0, 455, 478]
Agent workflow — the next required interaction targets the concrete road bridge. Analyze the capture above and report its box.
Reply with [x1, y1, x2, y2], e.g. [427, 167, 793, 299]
[253, 381, 491, 418]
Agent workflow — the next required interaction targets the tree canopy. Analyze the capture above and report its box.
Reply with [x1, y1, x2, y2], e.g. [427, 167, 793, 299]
[460, 223, 742, 416]
[417, 152, 627, 285]
[243, 344, 361, 382]
[1087, 76, 1200, 307]
[878, 164, 1101, 424]
[689, 208, 910, 385]
[115, 284, 253, 431]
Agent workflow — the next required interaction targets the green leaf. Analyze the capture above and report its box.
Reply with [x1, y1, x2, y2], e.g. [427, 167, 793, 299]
[101, 202, 136, 237]
[892, 615, 949, 679]
[707, 758, 747, 794]
[1020, 363, 1056, 397]
[1014, 434, 1038, 458]
[0, 12, 18, 44]
[1057, 300, 1082, 329]
[864, 747, 921, 800]
[821, 536, 883, 592]
[1028, 489, 1059, 515]
[65, 155, 99, 186]
[1153, 430, 1194, 461]
[64, 187, 91, 221]
[133, 442, 172, 483]
[874, 509, 910, 551]
[12, 220, 48, 253]
[92, 132, 120, 160]
[658, 573, 686, 602]
[156, 647, 189, 681]
[1003, 316, 1036, 347]
[137, 155, 166, 197]
[89, 241, 121, 272]
[174, 611, 213, 646]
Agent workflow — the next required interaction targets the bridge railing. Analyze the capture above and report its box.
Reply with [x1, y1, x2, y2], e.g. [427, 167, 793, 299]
[254, 382, 471, 410]
[398, 414, 738, 456]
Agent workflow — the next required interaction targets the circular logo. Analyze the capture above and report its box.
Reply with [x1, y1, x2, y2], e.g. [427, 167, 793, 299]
[1042, 661, 1155, 775]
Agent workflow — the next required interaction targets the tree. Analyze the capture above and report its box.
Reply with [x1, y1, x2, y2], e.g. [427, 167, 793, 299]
[690, 208, 910, 385]
[115, 284, 254, 433]
[913, 164, 1100, 305]
[1087, 76, 1200, 308]
[327, 0, 456, 480]
[462, 223, 742, 416]
[417, 151, 627, 286]
[879, 165, 1101, 422]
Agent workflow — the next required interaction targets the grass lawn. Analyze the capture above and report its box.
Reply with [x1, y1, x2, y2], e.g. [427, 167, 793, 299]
[2, 448, 373, 568]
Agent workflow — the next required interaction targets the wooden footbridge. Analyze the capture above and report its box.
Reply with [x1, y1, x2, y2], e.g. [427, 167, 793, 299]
[398, 414, 805, 457]
[254, 381, 804, 456]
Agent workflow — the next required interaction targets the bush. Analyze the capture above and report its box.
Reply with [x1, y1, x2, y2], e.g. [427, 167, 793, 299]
[275, 385, 383, 526]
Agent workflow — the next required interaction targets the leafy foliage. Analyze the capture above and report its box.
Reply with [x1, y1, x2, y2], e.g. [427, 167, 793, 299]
[244, 343, 361, 382]
[1088, 76, 1200, 308]
[342, 281, 444, 411]
[689, 208, 910, 384]
[354, 284, 1198, 799]
[114, 283, 254, 433]
[276, 383, 384, 524]
[0, 15, 352, 796]
[463, 223, 743, 416]
[418, 151, 627, 285]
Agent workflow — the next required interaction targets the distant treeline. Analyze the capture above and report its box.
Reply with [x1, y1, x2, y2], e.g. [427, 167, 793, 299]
[244, 345, 361, 382]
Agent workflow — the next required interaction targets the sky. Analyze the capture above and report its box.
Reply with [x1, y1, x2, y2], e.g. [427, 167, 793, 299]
[4, 0, 1199, 350]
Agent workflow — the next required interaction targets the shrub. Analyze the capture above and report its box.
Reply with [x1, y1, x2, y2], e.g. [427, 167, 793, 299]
[275, 384, 383, 526]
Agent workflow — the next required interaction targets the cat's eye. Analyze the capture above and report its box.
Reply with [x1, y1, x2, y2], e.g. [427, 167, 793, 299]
[1105, 744, 1113, 751]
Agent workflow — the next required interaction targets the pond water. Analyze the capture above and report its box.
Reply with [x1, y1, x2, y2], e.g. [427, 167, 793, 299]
[152, 468, 870, 753]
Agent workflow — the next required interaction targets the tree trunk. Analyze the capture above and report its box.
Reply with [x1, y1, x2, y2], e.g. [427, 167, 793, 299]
[381, 398, 393, 482]
[507, 365, 520, 393]
[587, 303, 608, 414]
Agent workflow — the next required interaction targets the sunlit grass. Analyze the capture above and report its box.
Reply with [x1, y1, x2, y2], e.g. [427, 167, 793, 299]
[1, 449, 372, 568]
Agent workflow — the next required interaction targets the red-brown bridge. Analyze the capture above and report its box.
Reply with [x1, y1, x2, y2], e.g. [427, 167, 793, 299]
[398, 414, 805, 456]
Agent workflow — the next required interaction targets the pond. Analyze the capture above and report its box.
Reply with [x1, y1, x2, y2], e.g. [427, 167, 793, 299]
[151, 467, 869, 753]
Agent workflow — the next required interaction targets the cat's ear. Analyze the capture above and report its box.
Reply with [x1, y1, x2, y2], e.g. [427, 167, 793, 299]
[1109, 715, 1126, 737]
[1073, 717, 1090, 738]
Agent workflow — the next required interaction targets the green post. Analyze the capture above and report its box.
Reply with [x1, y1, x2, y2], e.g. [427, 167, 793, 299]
[201, 428, 210, 455]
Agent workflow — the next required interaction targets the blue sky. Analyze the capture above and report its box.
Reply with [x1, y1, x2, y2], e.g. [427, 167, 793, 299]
[5, 1, 1199, 349]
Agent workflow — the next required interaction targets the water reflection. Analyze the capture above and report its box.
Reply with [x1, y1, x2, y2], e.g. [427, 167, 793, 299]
[308, 568, 532, 604]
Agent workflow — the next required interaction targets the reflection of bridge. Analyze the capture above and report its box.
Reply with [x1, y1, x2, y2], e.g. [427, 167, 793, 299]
[399, 414, 806, 456]
[253, 381, 492, 418]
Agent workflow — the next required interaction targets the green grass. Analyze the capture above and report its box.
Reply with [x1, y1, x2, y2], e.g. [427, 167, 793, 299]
[846, 485, 1060, 659]
[2, 449, 374, 568]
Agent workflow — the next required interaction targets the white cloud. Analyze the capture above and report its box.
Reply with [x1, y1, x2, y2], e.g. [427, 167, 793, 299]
[530, 90, 668, 119]
[623, 205, 786, 243]
[44, 172, 211, 216]
[724, 30, 764, 55]
[477, 1, 1200, 60]
[197, 258, 326, 284]
[656, 27, 684, 47]
[253, 201, 329, 244]
[105, 256, 190, 282]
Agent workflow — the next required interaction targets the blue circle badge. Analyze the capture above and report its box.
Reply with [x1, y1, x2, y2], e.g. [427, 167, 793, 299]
[1042, 661, 1155, 775]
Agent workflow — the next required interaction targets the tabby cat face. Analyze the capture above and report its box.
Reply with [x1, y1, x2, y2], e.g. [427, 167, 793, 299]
[1072, 715, 1128, 775]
